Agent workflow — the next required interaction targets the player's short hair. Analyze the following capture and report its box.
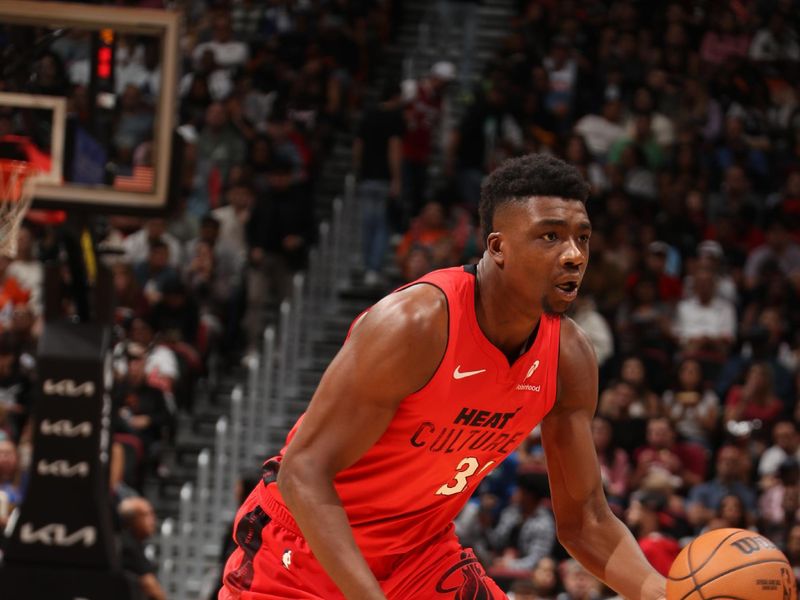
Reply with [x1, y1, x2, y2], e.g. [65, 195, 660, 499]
[479, 153, 590, 241]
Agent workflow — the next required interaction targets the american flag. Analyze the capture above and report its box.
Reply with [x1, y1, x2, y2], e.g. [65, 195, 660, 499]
[113, 165, 154, 192]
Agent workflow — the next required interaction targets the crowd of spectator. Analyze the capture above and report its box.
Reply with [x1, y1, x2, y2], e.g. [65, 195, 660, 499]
[0, 0, 393, 597]
[366, 1, 800, 597]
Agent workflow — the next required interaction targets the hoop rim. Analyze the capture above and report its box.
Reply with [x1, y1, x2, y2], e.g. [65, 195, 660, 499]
[0, 159, 40, 202]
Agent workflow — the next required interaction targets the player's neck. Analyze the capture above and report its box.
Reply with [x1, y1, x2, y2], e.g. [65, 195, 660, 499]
[475, 258, 542, 361]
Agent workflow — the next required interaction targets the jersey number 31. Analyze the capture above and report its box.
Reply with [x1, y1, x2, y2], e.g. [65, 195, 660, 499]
[435, 457, 494, 496]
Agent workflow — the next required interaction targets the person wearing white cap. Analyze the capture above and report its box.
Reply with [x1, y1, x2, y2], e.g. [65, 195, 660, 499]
[682, 240, 738, 304]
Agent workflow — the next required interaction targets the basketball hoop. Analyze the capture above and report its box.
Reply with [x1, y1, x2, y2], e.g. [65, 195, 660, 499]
[0, 160, 37, 258]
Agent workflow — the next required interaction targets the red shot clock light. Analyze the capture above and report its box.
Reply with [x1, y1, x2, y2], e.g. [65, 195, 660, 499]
[96, 29, 114, 80]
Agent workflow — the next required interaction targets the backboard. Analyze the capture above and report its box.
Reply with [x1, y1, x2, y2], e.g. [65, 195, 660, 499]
[0, 1, 180, 213]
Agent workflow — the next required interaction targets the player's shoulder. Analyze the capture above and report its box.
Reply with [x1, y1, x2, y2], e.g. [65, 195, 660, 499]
[558, 316, 597, 366]
[553, 317, 598, 410]
[353, 282, 448, 343]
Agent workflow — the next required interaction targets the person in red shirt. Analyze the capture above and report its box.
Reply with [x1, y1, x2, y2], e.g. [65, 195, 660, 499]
[724, 362, 784, 428]
[0, 256, 30, 333]
[625, 241, 682, 304]
[220, 154, 666, 599]
[625, 490, 682, 576]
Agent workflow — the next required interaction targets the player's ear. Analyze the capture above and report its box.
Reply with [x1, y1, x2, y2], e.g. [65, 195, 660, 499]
[487, 232, 504, 266]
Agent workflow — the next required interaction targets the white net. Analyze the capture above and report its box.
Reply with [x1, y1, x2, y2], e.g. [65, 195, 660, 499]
[0, 161, 36, 258]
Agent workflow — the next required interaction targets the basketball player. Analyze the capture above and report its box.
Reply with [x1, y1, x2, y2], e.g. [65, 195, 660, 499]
[220, 154, 667, 599]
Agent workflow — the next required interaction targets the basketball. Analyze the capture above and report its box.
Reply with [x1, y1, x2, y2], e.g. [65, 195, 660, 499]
[667, 528, 797, 600]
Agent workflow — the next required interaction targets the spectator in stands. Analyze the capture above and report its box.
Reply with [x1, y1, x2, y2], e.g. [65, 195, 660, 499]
[242, 156, 314, 347]
[0, 332, 29, 440]
[543, 37, 578, 131]
[213, 183, 253, 267]
[563, 135, 608, 195]
[489, 471, 555, 574]
[529, 556, 560, 600]
[759, 421, 800, 484]
[119, 496, 166, 600]
[759, 458, 800, 547]
[133, 240, 180, 305]
[662, 358, 720, 449]
[577, 230, 626, 318]
[786, 524, 800, 582]
[112, 262, 148, 324]
[615, 273, 674, 366]
[114, 85, 155, 166]
[707, 165, 763, 227]
[116, 316, 179, 396]
[122, 218, 183, 269]
[352, 81, 404, 286]
[608, 112, 665, 172]
[673, 264, 737, 361]
[0, 255, 30, 334]
[573, 97, 626, 161]
[724, 362, 784, 431]
[749, 12, 800, 64]
[699, 9, 750, 67]
[193, 12, 249, 73]
[744, 217, 800, 290]
[401, 61, 456, 221]
[687, 445, 757, 533]
[598, 380, 649, 454]
[115, 38, 161, 99]
[7, 225, 42, 315]
[618, 357, 661, 417]
[400, 244, 435, 284]
[113, 354, 171, 468]
[194, 102, 246, 215]
[682, 240, 738, 305]
[395, 201, 454, 274]
[446, 85, 522, 211]
[625, 489, 681, 576]
[632, 417, 706, 491]
[556, 559, 602, 600]
[705, 493, 751, 532]
[0, 437, 22, 529]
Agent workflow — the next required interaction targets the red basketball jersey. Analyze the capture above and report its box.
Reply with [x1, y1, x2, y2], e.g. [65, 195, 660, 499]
[263, 265, 562, 556]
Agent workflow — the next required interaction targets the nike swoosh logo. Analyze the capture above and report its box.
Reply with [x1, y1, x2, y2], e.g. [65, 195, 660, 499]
[453, 365, 487, 380]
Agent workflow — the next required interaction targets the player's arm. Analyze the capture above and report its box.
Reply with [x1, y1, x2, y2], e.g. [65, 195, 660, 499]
[277, 284, 448, 600]
[542, 318, 666, 600]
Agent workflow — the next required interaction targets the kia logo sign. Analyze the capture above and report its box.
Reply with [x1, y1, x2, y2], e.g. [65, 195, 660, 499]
[42, 379, 95, 397]
[19, 523, 97, 547]
[36, 459, 90, 478]
[39, 419, 93, 438]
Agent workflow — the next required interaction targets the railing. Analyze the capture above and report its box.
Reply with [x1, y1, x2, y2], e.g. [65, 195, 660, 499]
[155, 173, 362, 599]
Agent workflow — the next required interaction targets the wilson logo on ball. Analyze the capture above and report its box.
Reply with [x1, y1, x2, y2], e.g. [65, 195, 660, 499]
[730, 535, 777, 555]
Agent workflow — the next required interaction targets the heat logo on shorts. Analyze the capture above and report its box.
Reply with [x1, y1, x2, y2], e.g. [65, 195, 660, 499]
[435, 552, 492, 599]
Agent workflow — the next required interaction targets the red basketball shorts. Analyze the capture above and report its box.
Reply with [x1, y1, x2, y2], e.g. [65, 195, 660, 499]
[219, 487, 507, 599]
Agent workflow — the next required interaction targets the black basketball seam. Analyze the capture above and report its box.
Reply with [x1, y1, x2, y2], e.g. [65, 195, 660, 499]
[671, 531, 749, 581]
[687, 538, 708, 600]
